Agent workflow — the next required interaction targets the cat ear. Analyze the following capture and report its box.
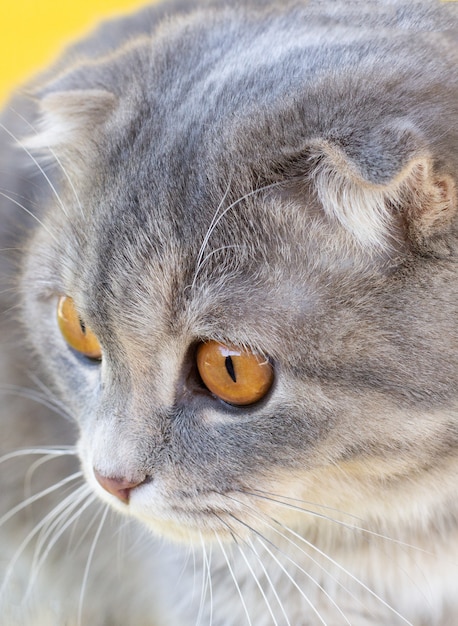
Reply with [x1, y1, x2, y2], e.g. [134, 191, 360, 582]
[308, 132, 457, 254]
[24, 89, 118, 162]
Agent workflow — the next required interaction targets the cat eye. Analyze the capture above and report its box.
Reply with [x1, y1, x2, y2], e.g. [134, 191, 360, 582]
[196, 341, 273, 406]
[57, 296, 102, 360]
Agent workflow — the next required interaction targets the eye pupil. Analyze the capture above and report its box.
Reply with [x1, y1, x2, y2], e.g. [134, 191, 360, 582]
[225, 355, 237, 383]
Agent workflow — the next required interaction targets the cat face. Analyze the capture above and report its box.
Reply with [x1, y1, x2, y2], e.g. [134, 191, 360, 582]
[19, 3, 458, 546]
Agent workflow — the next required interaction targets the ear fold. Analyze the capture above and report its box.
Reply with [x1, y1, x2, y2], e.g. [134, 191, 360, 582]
[24, 89, 118, 165]
[308, 135, 457, 254]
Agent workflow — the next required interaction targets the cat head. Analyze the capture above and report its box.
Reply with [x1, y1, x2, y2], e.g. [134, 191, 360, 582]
[19, 4, 458, 542]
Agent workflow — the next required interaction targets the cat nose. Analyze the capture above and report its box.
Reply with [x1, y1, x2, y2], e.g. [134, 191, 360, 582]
[93, 469, 146, 504]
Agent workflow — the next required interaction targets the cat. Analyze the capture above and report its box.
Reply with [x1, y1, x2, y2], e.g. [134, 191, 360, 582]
[0, 0, 457, 624]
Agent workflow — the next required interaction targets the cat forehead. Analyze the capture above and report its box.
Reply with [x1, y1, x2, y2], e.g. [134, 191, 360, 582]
[66, 185, 320, 348]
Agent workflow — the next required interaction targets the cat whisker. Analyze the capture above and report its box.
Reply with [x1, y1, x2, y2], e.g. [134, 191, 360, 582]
[226, 508, 351, 625]
[221, 509, 332, 625]
[191, 244, 241, 290]
[228, 496, 413, 625]
[250, 488, 364, 523]
[69, 498, 112, 558]
[0, 446, 76, 466]
[27, 371, 73, 420]
[0, 122, 69, 219]
[0, 184, 42, 207]
[190, 180, 282, 291]
[196, 533, 213, 626]
[189, 540, 198, 614]
[0, 285, 22, 296]
[25, 487, 96, 600]
[214, 531, 254, 626]
[255, 534, 331, 626]
[9, 107, 85, 217]
[23, 452, 76, 501]
[247, 489, 437, 558]
[0, 470, 83, 530]
[205, 541, 214, 626]
[245, 537, 292, 626]
[212, 511, 284, 625]
[0, 472, 88, 597]
[31, 485, 94, 568]
[232, 534, 281, 626]
[253, 488, 452, 605]
[191, 179, 232, 291]
[0, 383, 72, 419]
[274, 519, 413, 626]
[77, 504, 109, 626]
[0, 191, 59, 244]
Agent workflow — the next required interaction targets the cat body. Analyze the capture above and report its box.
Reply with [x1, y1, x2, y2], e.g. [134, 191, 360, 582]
[0, 0, 457, 624]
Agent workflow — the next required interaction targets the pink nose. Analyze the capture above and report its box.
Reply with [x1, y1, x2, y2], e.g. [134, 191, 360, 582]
[93, 469, 145, 504]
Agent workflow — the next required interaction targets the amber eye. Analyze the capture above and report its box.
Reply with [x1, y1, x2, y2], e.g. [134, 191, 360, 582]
[57, 296, 102, 360]
[196, 340, 273, 406]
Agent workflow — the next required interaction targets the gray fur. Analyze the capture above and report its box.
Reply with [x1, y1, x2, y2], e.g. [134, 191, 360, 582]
[0, 0, 457, 624]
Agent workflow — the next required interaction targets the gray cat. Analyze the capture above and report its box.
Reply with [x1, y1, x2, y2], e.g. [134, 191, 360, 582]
[0, 0, 457, 624]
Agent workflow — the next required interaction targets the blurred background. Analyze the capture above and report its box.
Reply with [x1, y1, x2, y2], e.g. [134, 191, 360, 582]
[0, 0, 150, 105]
[1, 0, 456, 105]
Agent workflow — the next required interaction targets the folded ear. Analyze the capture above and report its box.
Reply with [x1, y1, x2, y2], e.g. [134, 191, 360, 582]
[24, 89, 118, 169]
[309, 131, 457, 255]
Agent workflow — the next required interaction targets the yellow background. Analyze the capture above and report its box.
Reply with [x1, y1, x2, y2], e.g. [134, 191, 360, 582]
[1, 0, 456, 105]
[0, 0, 150, 105]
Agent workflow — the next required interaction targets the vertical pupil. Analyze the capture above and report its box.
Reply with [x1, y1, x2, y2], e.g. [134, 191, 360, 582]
[225, 356, 237, 383]
[79, 318, 86, 335]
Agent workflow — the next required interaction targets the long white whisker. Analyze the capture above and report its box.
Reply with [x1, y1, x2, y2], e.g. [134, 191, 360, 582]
[0, 191, 58, 244]
[9, 107, 85, 216]
[255, 491, 445, 606]
[193, 244, 240, 286]
[246, 537, 292, 626]
[248, 490, 434, 557]
[229, 496, 413, 626]
[191, 179, 232, 290]
[69, 499, 108, 556]
[26, 487, 95, 599]
[23, 453, 75, 501]
[205, 542, 213, 626]
[0, 479, 86, 598]
[282, 520, 413, 626]
[0, 471, 83, 529]
[196, 534, 212, 626]
[251, 489, 364, 523]
[0, 185, 42, 208]
[0, 122, 69, 218]
[228, 510, 350, 625]
[77, 504, 109, 626]
[233, 536, 280, 626]
[215, 533, 253, 626]
[213, 511, 282, 625]
[32, 486, 93, 568]
[190, 180, 282, 290]
[26, 372, 73, 419]
[278, 519, 414, 625]
[0, 447, 75, 466]
[256, 535, 329, 626]
[0, 385, 69, 416]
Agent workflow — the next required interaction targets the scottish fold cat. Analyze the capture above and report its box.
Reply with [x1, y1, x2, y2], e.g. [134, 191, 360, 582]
[0, 0, 457, 624]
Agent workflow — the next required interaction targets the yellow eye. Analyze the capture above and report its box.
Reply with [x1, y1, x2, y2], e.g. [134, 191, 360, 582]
[196, 340, 273, 406]
[57, 296, 102, 360]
